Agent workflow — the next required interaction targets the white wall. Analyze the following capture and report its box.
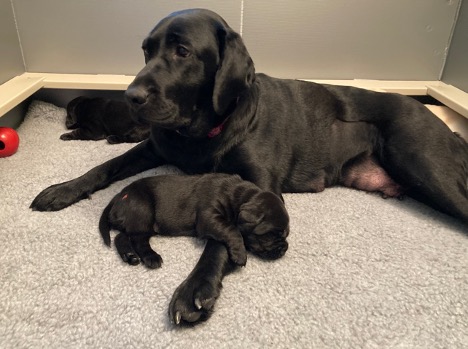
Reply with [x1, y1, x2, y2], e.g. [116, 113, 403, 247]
[9, 0, 461, 80]
[242, 0, 460, 80]
[0, 0, 24, 84]
[443, 0, 468, 93]
[12, 0, 242, 75]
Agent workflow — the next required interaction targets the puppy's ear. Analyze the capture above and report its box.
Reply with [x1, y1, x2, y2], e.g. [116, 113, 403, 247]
[238, 202, 264, 233]
[213, 28, 255, 115]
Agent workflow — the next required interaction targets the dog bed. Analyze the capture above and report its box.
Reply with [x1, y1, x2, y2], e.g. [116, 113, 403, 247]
[0, 100, 466, 348]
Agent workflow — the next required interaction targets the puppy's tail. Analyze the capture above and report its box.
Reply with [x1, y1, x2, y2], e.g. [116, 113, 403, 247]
[99, 196, 118, 246]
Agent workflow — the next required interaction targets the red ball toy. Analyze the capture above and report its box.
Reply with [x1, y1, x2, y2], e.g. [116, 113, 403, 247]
[0, 127, 20, 157]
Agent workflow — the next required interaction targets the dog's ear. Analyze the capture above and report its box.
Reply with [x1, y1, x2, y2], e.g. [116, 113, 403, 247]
[213, 28, 255, 115]
[237, 202, 264, 233]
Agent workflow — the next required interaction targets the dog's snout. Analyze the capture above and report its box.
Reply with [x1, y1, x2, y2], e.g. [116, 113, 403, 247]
[125, 86, 149, 106]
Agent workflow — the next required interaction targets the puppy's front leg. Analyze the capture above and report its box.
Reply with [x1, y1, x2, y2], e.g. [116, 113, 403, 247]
[31, 140, 161, 211]
[60, 128, 104, 141]
[196, 209, 247, 266]
[168, 240, 234, 326]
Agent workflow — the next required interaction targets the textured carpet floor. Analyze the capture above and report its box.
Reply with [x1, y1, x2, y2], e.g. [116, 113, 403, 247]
[0, 100, 467, 348]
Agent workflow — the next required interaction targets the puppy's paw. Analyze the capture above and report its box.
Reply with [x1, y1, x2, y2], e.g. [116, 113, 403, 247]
[168, 276, 220, 326]
[60, 132, 77, 141]
[142, 253, 163, 269]
[30, 181, 88, 211]
[228, 247, 247, 267]
[120, 252, 140, 266]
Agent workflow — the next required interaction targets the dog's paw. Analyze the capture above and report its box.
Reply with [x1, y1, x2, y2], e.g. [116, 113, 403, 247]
[119, 251, 141, 266]
[60, 132, 77, 141]
[30, 181, 88, 211]
[142, 252, 163, 269]
[228, 247, 247, 267]
[168, 276, 221, 326]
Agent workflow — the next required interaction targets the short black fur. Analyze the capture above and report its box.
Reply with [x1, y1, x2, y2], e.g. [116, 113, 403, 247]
[60, 96, 150, 143]
[99, 173, 289, 270]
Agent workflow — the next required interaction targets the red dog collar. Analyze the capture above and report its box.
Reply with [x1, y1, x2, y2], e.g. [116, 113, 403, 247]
[208, 99, 238, 138]
[207, 123, 225, 138]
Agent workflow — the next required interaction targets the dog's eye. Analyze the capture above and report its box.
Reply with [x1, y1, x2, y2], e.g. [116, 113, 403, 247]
[175, 45, 190, 58]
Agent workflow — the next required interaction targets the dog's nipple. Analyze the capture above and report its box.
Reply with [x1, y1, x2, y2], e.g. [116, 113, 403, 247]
[121, 194, 129, 200]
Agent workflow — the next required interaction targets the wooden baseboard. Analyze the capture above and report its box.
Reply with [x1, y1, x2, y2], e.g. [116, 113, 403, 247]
[1, 72, 468, 119]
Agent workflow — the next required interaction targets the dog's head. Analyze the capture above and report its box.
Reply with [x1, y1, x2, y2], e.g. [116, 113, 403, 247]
[65, 96, 89, 128]
[237, 192, 290, 237]
[125, 9, 255, 138]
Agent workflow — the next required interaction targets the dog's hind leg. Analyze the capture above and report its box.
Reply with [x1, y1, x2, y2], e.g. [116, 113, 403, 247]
[114, 233, 140, 266]
[130, 235, 163, 269]
[381, 129, 468, 224]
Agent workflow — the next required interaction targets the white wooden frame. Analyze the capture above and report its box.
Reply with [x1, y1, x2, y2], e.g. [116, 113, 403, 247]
[1, 72, 468, 119]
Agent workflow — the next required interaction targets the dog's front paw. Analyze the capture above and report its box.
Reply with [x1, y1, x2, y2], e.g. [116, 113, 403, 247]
[228, 246, 247, 267]
[30, 181, 88, 211]
[168, 276, 221, 326]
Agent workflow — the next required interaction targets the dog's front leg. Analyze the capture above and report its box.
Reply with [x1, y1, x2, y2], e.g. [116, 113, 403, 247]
[168, 240, 235, 325]
[30, 140, 161, 211]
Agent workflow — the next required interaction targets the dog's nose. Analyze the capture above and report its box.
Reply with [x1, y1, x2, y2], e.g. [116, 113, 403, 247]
[282, 226, 290, 238]
[125, 86, 149, 106]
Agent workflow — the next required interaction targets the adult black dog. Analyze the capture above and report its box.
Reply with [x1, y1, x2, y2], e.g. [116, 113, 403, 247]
[31, 9, 468, 325]
[99, 174, 289, 271]
[60, 96, 150, 143]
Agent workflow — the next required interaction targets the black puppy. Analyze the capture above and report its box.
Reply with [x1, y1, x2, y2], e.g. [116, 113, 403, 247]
[99, 174, 289, 268]
[60, 96, 150, 143]
[32, 9, 468, 325]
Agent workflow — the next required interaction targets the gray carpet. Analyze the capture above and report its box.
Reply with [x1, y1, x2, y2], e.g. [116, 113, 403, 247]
[1, 100, 467, 348]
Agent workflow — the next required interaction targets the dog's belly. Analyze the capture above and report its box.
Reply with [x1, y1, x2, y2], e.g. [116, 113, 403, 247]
[285, 119, 384, 192]
[285, 155, 404, 198]
[340, 154, 404, 198]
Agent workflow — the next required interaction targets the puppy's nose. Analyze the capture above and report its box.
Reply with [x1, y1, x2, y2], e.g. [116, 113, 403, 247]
[125, 86, 149, 106]
[282, 226, 290, 238]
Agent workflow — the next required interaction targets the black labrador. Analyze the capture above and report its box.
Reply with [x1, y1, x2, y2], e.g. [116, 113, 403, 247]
[31, 9, 468, 325]
[60, 96, 150, 143]
[99, 173, 289, 270]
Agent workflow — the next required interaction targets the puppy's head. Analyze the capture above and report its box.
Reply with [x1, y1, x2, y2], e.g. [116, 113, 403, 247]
[65, 96, 89, 129]
[125, 9, 255, 138]
[237, 192, 289, 237]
